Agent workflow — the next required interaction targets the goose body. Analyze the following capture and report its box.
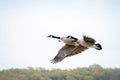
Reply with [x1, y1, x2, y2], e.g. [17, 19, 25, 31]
[48, 35, 102, 64]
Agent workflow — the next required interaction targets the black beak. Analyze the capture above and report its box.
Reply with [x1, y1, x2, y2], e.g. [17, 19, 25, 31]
[47, 35, 60, 39]
[47, 35, 52, 37]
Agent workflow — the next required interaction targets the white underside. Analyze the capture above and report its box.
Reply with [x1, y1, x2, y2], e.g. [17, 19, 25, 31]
[60, 36, 97, 48]
[77, 39, 97, 48]
[60, 36, 79, 46]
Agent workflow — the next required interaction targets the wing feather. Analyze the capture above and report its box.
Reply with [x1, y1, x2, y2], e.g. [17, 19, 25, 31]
[51, 44, 75, 64]
[83, 35, 96, 44]
[67, 45, 88, 57]
[51, 44, 88, 64]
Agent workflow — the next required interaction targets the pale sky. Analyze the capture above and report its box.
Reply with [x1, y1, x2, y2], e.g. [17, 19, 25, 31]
[0, 0, 120, 70]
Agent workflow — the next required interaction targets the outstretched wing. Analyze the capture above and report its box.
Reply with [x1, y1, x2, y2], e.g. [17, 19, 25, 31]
[83, 35, 96, 44]
[51, 44, 88, 64]
[67, 45, 88, 57]
[51, 44, 75, 64]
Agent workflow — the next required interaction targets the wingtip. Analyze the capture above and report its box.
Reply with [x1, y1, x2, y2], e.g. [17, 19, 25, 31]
[50, 57, 64, 64]
[50, 59, 59, 64]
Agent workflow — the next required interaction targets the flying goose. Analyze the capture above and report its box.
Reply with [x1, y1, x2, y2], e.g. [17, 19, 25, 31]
[48, 35, 102, 64]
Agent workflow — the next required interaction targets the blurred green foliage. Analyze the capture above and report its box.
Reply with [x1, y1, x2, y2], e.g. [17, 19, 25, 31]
[0, 64, 120, 80]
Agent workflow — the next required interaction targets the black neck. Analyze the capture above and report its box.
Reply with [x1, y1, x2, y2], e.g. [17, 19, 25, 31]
[52, 35, 60, 39]
[48, 35, 60, 39]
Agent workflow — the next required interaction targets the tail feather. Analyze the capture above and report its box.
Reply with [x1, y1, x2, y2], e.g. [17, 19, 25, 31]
[94, 43, 102, 50]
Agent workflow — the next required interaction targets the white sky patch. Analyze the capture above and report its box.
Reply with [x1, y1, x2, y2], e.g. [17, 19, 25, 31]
[0, 0, 120, 70]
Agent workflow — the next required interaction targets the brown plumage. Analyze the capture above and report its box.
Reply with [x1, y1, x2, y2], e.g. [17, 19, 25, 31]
[49, 35, 102, 64]
[51, 44, 88, 64]
[83, 35, 96, 44]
